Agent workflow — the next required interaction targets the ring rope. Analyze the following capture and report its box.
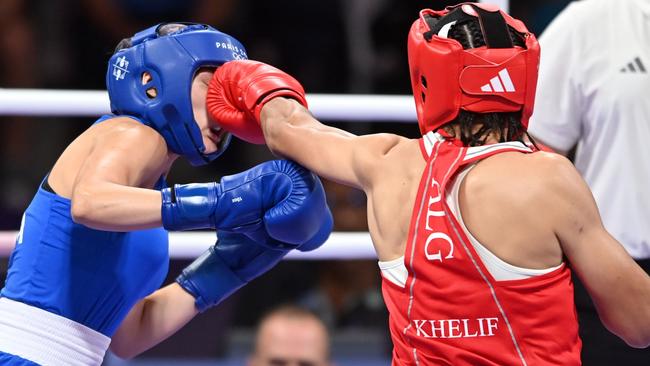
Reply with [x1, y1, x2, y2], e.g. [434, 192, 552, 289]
[0, 231, 375, 259]
[0, 89, 416, 122]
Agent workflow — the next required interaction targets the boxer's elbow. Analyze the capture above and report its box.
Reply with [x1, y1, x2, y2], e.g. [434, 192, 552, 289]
[110, 346, 134, 360]
[110, 342, 140, 360]
[624, 310, 650, 348]
[628, 335, 650, 349]
[617, 327, 650, 349]
[600, 304, 650, 348]
[70, 187, 102, 226]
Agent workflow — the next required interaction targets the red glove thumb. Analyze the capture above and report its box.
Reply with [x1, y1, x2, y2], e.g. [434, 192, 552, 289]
[206, 60, 307, 144]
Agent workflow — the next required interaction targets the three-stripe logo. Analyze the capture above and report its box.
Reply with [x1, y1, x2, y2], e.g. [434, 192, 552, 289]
[480, 69, 516, 93]
[620, 57, 646, 73]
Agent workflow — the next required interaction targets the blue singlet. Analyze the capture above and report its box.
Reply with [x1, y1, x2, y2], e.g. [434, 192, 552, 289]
[0, 115, 169, 337]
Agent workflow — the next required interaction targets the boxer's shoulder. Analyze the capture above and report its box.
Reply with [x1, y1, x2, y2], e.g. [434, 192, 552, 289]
[50, 115, 170, 195]
[89, 116, 164, 143]
[471, 149, 571, 182]
[357, 135, 423, 189]
[360, 134, 422, 170]
[465, 150, 579, 212]
[81, 117, 170, 165]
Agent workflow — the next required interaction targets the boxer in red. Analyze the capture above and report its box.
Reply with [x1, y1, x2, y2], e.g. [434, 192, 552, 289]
[206, 3, 650, 364]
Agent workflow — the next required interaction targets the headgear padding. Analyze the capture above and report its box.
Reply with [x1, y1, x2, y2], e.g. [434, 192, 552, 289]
[107, 23, 247, 166]
[407, 3, 539, 135]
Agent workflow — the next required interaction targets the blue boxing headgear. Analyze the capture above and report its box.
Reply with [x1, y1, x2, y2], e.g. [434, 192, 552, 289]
[106, 23, 247, 166]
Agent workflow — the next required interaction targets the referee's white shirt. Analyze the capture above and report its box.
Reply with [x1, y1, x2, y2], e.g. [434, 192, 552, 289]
[529, 0, 650, 259]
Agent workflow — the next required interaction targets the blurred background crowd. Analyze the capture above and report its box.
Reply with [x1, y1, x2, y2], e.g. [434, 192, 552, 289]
[0, 1, 573, 364]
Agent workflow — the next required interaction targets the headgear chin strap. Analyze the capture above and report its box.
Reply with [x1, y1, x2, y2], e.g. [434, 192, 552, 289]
[407, 3, 540, 135]
[106, 23, 248, 166]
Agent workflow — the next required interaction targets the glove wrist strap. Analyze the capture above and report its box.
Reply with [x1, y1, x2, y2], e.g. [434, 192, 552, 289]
[161, 183, 221, 231]
[176, 246, 246, 312]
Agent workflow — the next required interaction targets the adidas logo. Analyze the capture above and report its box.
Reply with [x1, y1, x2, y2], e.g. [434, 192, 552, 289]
[620, 57, 646, 73]
[480, 69, 516, 93]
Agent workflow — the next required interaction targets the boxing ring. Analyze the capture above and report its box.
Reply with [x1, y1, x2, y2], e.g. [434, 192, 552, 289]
[0, 0, 511, 260]
[0, 90, 417, 260]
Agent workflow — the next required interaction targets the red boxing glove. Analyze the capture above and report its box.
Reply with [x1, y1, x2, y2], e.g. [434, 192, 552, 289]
[206, 60, 308, 144]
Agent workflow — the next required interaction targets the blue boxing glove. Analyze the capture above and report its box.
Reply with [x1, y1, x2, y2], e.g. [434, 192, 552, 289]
[162, 160, 317, 233]
[176, 169, 333, 311]
[245, 160, 333, 251]
[176, 231, 290, 312]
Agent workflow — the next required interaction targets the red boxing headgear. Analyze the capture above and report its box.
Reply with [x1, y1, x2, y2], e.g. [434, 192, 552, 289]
[408, 3, 540, 135]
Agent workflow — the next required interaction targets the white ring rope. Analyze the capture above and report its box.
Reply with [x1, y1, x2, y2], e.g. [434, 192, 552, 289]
[0, 231, 375, 260]
[0, 89, 416, 122]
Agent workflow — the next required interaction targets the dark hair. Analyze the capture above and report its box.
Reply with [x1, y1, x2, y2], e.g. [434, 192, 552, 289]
[441, 19, 536, 148]
[444, 110, 528, 147]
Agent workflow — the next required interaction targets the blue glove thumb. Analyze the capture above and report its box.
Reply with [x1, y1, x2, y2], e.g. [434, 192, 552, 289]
[176, 231, 288, 312]
[296, 206, 333, 252]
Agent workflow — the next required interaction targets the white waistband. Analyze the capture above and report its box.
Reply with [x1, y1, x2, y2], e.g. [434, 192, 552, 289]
[0, 297, 111, 366]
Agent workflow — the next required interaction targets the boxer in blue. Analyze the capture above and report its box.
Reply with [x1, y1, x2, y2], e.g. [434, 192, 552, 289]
[0, 23, 332, 365]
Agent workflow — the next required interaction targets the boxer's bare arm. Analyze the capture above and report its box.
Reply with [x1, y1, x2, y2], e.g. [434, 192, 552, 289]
[545, 155, 650, 348]
[261, 97, 407, 190]
[53, 118, 171, 231]
[110, 283, 198, 359]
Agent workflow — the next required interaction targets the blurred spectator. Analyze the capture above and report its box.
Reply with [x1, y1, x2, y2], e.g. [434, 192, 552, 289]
[248, 305, 332, 366]
[529, 0, 650, 364]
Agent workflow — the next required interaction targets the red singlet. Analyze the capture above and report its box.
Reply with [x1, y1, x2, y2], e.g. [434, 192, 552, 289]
[382, 132, 582, 365]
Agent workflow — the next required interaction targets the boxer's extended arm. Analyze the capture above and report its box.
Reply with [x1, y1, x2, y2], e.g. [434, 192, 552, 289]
[206, 60, 407, 191]
[262, 97, 406, 190]
[548, 156, 650, 348]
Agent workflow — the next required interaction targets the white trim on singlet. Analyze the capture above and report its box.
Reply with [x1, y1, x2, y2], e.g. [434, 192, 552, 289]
[446, 166, 563, 280]
[421, 131, 533, 159]
[378, 256, 408, 288]
[0, 297, 110, 366]
[463, 142, 532, 161]
[422, 131, 445, 157]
